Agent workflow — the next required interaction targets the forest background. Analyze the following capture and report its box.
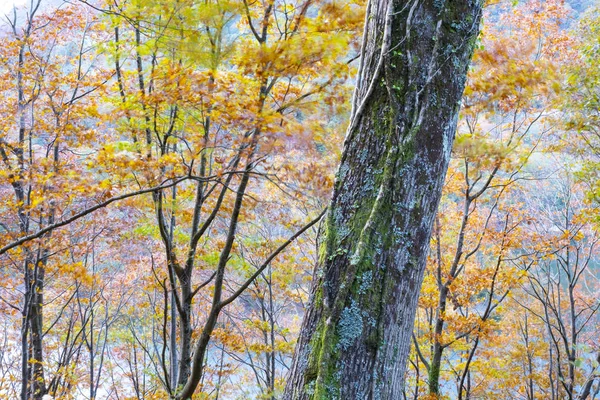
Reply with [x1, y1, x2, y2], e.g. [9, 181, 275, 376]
[0, 0, 598, 399]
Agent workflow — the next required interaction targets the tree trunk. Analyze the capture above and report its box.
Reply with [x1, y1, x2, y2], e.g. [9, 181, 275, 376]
[283, 1, 482, 398]
[170, 291, 179, 388]
[177, 277, 193, 389]
[30, 267, 46, 400]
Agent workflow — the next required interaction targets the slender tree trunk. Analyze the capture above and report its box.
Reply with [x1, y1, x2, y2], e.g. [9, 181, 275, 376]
[21, 251, 47, 400]
[428, 284, 448, 394]
[30, 278, 45, 400]
[170, 291, 179, 388]
[177, 276, 193, 389]
[21, 257, 31, 400]
[89, 306, 95, 400]
[284, 1, 482, 398]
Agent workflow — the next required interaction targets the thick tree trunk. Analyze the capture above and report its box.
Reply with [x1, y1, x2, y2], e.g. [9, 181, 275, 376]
[284, 1, 482, 399]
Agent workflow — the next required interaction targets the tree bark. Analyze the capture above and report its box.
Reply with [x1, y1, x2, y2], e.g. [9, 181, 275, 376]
[30, 262, 46, 400]
[283, 0, 482, 398]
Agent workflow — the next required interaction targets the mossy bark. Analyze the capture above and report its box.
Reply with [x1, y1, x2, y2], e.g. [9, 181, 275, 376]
[284, 1, 482, 399]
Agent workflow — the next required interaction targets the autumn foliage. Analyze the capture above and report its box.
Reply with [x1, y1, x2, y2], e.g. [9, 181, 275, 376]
[0, 0, 598, 399]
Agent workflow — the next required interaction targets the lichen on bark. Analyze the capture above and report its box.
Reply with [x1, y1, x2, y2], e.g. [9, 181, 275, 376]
[284, 1, 483, 399]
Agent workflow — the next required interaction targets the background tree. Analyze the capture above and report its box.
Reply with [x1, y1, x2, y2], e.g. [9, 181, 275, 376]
[520, 173, 600, 400]
[0, 3, 111, 398]
[88, 0, 363, 397]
